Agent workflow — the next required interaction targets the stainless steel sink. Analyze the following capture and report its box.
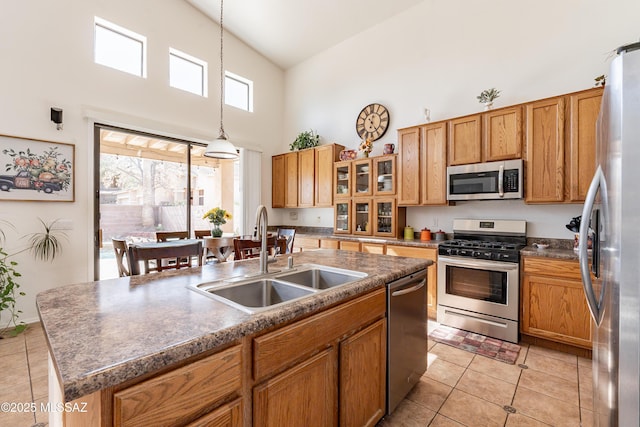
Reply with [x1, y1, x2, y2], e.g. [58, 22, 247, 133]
[189, 264, 367, 313]
[275, 265, 367, 289]
[201, 279, 315, 313]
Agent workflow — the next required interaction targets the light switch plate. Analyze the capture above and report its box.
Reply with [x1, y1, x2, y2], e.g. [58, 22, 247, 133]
[289, 211, 298, 221]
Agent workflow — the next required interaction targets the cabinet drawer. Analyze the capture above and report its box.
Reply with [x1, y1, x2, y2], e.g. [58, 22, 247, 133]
[320, 239, 340, 249]
[296, 237, 320, 250]
[253, 288, 385, 382]
[340, 241, 361, 251]
[523, 257, 580, 279]
[386, 245, 436, 259]
[114, 345, 242, 427]
[184, 398, 242, 427]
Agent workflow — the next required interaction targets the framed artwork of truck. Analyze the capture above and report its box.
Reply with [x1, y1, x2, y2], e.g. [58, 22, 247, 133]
[0, 134, 74, 202]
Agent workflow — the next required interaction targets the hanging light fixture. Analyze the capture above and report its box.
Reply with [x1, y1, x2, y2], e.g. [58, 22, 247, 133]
[204, 0, 238, 159]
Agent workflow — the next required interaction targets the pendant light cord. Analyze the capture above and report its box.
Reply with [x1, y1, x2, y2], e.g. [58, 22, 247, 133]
[219, 0, 225, 138]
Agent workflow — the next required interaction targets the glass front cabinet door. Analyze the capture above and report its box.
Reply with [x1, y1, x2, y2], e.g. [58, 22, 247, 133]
[334, 200, 351, 234]
[334, 161, 351, 199]
[374, 155, 396, 196]
[374, 198, 397, 237]
[352, 159, 372, 197]
[352, 199, 372, 235]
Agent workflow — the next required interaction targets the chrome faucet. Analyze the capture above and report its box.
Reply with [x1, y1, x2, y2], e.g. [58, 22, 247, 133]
[254, 205, 277, 274]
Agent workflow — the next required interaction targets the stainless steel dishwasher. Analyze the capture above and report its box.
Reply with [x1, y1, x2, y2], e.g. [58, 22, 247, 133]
[387, 268, 428, 414]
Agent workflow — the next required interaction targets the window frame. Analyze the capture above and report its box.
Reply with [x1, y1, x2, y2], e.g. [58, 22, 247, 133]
[94, 16, 147, 78]
[169, 47, 208, 97]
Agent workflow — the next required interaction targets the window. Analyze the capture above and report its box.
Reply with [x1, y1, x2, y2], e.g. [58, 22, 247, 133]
[169, 48, 208, 97]
[225, 71, 253, 112]
[94, 17, 147, 77]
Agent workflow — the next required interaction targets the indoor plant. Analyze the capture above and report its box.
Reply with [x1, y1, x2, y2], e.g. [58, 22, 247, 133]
[289, 130, 320, 151]
[477, 88, 501, 110]
[203, 207, 232, 237]
[0, 218, 66, 337]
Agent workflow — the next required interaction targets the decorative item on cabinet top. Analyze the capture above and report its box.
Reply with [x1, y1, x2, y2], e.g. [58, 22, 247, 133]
[290, 129, 320, 151]
[339, 149, 357, 161]
[477, 88, 501, 111]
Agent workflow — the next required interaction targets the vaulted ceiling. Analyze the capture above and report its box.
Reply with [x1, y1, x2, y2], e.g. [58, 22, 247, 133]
[186, 0, 423, 69]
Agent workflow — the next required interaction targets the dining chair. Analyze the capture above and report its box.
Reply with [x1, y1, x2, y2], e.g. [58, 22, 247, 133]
[233, 236, 280, 260]
[276, 228, 296, 254]
[193, 230, 211, 239]
[112, 238, 131, 277]
[156, 231, 189, 242]
[128, 241, 203, 275]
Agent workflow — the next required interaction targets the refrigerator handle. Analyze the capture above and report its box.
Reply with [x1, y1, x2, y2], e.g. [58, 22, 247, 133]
[579, 166, 603, 326]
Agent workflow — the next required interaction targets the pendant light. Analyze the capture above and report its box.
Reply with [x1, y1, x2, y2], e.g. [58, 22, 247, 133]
[204, 0, 238, 159]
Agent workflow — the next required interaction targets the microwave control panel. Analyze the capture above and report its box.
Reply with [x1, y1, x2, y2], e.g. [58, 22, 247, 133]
[504, 169, 519, 192]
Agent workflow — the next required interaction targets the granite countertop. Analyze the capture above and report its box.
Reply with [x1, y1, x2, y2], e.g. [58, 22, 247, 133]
[298, 232, 443, 249]
[521, 246, 578, 260]
[37, 249, 430, 402]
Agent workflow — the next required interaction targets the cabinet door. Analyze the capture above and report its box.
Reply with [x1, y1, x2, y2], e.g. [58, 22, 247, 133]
[334, 200, 352, 234]
[483, 106, 522, 161]
[352, 199, 372, 235]
[568, 88, 602, 202]
[521, 273, 592, 349]
[525, 97, 565, 203]
[340, 319, 386, 427]
[420, 122, 448, 205]
[353, 159, 373, 196]
[386, 246, 438, 319]
[374, 155, 396, 196]
[334, 161, 352, 199]
[184, 398, 242, 427]
[397, 127, 421, 205]
[373, 198, 396, 238]
[298, 148, 315, 207]
[284, 152, 298, 208]
[253, 348, 337, 427]
[271, 155, 285, 208]
[315, 144, 339, 207]
[448, 115, 482, 165]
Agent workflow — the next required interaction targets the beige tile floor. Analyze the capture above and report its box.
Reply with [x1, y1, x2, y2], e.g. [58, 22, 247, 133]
[379, 338, 594, 427]
[1, 322, 594, 427]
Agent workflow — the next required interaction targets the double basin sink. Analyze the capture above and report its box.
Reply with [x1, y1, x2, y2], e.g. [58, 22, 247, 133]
[189, 264, 367, 313]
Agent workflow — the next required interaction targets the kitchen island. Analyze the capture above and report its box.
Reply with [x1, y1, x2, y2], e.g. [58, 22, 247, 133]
[37, 249, 430, 427]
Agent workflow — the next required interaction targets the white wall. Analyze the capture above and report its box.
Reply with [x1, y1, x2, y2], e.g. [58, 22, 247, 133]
[0, 0, 284, 323]
[280, 0, 640, 233]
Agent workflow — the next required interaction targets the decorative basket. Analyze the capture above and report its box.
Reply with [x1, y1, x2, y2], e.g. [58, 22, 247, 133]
[339, 149, 357, 161]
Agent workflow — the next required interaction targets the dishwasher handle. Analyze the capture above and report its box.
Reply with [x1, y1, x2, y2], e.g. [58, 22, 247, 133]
[391, 279, 426, 297]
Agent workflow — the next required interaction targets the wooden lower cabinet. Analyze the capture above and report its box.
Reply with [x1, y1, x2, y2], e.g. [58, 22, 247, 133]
[340, 319, 386, 427]
[386, 245, 437, 319]
[253, 348, 337, 427]
[521, 256, 592, 349]
[184, 399, 242, 427]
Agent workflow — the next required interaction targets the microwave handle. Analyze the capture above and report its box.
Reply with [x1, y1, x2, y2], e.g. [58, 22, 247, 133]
[498, 165, 504, 197]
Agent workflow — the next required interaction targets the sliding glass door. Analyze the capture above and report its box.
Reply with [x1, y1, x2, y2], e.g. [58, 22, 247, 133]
[94, 125, 239, 280]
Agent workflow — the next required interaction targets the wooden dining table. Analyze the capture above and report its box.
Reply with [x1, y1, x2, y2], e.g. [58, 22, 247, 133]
[201, 236, 236, 263]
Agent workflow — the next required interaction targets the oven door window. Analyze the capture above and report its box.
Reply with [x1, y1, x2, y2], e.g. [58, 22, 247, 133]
[445, 265, 507, 304]
[450, 171, 499, 195]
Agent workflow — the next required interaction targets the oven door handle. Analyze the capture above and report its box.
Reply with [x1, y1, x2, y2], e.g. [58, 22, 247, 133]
[498, 164, 504, 197]
[438, 256, 519, 272]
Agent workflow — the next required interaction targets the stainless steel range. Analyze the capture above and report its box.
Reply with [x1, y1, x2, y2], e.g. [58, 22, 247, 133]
[437, 219, 526, 343]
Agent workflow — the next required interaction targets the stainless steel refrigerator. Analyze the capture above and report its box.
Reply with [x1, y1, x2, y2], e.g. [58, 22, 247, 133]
[579, 41, 640, 426]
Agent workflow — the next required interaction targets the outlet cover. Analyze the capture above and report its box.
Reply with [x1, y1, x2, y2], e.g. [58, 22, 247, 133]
[289, 211, 298, 221]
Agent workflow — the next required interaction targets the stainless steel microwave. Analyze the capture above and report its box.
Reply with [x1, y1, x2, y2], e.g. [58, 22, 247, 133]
[446, 159, 523, 201]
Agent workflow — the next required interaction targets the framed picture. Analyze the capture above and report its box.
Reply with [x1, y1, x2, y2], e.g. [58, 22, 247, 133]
[0, 134, 74, 202]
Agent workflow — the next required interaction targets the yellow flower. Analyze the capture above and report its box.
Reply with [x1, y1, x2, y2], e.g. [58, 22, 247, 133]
[202, 207, 231, 225]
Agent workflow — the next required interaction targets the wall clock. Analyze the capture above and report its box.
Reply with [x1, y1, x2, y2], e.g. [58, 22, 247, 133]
[356, 103, 390, 141]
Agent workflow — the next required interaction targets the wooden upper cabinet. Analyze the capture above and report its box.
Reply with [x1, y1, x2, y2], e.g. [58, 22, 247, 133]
[397, 127, 421, 205]
[448, 114, 482, 165]
[525, 97, 565, 203]
[421, 122, 448, 205]
[483, 106, 523, 161]
[298, 148, 315, 207]
[315, 144, 342, 207]
[272, 155, 285, 208]
[567, 88, 603, 202]
[284, 152, 299, 208]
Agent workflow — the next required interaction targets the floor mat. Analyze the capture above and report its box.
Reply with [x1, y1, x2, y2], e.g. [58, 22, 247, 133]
[429, 324, 521, 364]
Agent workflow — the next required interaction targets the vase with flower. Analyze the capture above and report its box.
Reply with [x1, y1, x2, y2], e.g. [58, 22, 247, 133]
[359, 138, 373, 158]
[202, 207, 232, 237]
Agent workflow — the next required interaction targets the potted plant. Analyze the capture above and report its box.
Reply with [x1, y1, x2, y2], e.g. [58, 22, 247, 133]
[0, 218, 66, 337]
[289, 130, 320, 151]
[477, 88, 501, 110]
[202, 207, 232, 237]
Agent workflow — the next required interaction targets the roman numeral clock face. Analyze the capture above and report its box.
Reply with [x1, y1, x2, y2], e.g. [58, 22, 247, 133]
[356, 103, 390, 141]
